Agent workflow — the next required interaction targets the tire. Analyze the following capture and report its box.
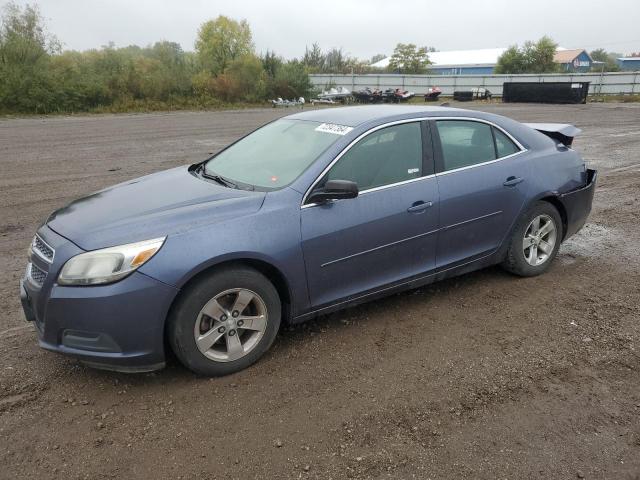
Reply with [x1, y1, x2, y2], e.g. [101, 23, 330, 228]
[168, 266, 281, 376]
[501, 201, 563, 277]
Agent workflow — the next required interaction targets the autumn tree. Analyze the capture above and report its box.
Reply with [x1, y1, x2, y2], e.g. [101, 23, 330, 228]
[195, 15, 253, 75]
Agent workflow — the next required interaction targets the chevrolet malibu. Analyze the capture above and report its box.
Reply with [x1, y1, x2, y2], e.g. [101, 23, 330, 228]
[21, 106, 596, 376]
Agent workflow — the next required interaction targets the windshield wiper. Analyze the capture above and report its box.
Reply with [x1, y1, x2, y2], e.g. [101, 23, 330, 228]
[199, 166, 238, 189]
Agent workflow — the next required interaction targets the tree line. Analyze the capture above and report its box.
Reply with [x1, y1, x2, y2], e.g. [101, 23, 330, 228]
[494, 36, 623, 74]
[0, 2, 629, 114]
[301, 37, 626, 76]
[0, 3, 314, 113]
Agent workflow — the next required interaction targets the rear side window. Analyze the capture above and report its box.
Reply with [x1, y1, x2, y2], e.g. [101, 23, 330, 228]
[436, 120, 496, 171]
[325, 122, 423, 191]
[493, 128, 520, 158]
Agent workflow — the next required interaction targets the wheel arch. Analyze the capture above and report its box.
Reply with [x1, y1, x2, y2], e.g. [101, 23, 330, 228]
[536, 194, 569, 241]
[519, 190, 569, 239]
[166, 256, 294, 333]
[496, 192, 569, 263]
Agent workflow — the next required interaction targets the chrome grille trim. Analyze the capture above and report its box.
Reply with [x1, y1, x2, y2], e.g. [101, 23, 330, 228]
[32, 234, 55, 263]
[28, 262, 47, 286]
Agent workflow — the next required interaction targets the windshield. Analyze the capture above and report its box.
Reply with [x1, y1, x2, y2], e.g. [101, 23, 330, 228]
[204, 119, 344, 189]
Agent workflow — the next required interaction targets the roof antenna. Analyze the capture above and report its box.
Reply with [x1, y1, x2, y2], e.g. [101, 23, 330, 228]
[440, 102, 450, 107]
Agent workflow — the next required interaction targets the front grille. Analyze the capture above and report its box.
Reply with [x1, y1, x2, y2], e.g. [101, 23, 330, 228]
[32, 235, 54, 262]
[29, 263, 47, 286]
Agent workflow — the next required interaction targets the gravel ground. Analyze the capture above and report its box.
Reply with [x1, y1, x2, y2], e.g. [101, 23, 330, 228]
[1, 103, 639, 480]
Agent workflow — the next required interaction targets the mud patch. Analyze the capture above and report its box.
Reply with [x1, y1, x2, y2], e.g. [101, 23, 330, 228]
[559, 222, 618, 264]
[0, 223, 23, 236]
[0, 393, 30, 411]
[0, 382, 44, 413]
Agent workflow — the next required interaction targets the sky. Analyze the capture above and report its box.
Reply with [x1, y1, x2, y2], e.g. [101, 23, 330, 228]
[8, 0, 640, 58]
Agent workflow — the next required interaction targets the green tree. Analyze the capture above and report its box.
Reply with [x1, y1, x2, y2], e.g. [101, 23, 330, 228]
[302, 44, 368, 74]
[0, 5, 312, 112]
[195, 16, 253, 76]
[494, 45, 524, 74]
[324, 47, 347, 73]
[303, 43, 324, 72]
[220, 54, 266, 101]
[261, 50, 282, 78]
[269, 60, 312, 99]
[495, 36, 559, 74]
[590, 48, 620, 72]
[524, 36, 557, 73]
[0, 2, 59, 112]
[387, 43, 431, 74]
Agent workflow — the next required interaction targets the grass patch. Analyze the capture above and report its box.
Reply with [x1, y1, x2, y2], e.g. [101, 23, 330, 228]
[589, 94, 640, 103]
[0, 97, 277, 118]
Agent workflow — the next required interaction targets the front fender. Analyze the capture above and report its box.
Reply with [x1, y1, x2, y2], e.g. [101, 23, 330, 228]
[138, 189, 310, 317]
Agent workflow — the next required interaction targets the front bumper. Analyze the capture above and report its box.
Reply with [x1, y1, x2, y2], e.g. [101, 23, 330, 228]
[20, 226, 179, 372]
[560, 168, 597, 240]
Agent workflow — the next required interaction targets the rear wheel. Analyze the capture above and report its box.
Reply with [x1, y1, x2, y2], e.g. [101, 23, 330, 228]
[502, 201, 563, 277]
[168, 266, 281, 376]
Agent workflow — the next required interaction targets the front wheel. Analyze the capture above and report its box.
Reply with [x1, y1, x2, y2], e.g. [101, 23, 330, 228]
[168, 266, 281, 376]
[502, 201, 563, 277]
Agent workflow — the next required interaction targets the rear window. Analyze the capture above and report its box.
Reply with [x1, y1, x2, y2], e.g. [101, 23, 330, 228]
[436, 120, 496, 171]
[436, 120, 521, 171]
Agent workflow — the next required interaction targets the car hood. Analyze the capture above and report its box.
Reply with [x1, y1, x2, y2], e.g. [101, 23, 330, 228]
[47, 166, 266, 250]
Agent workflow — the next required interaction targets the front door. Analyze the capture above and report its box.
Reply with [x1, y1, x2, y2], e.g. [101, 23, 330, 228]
[301, 121, 439, 308]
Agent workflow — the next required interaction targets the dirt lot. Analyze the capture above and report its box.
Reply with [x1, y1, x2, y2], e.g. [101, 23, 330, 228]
[1, 103, 639, 480]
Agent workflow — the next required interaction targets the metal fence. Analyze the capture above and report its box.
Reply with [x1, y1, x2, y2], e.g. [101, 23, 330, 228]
[309, 72, 640, 96]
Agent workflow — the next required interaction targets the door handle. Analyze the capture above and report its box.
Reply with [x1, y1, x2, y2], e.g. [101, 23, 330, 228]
[503, 176, 524, 187]
[407, 201, 433, 213]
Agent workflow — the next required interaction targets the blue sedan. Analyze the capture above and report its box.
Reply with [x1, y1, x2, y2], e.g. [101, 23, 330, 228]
[20, 106, 596, 375]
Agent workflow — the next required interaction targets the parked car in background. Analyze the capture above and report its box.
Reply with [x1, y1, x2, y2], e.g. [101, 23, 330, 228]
[21, 106, 596, 376]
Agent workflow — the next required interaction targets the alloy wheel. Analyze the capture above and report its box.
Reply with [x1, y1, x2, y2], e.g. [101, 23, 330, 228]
[522, 214, 557, 266]
[193, 288, 268, 362]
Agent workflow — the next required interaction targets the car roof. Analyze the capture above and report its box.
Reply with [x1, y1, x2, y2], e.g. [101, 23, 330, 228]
[286, 105, 480, 127]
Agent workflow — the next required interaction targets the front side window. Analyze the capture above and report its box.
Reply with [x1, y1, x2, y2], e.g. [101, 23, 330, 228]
[204, 119, 342, 189]
[324, 122, 423, 191]
[436, 120, 496, 171]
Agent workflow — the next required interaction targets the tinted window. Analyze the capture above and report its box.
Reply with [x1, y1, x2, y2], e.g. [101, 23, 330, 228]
[493, 128, 520, 158]
[205, 119, 342, 189]
[436, 120, 496, 171]
[325, 122, 423, 191]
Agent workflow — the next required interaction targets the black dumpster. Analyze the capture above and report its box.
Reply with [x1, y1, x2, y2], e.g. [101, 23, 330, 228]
[453, 88, 492, 102]
[453, 91, 473, 101]
[502, 82, 590, 104]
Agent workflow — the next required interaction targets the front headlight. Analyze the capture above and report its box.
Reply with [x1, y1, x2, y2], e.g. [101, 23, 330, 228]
[58, 237, 166, 286]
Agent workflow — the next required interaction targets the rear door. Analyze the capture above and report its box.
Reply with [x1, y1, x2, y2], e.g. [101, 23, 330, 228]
[301, 121, 439, 308]
[432, 119, 531, 269]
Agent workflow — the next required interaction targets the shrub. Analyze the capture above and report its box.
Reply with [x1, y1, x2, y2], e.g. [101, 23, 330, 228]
[268, 61, 313, 99]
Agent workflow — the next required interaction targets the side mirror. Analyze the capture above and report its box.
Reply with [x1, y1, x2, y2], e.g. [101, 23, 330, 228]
[308, 179, 359, 204]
